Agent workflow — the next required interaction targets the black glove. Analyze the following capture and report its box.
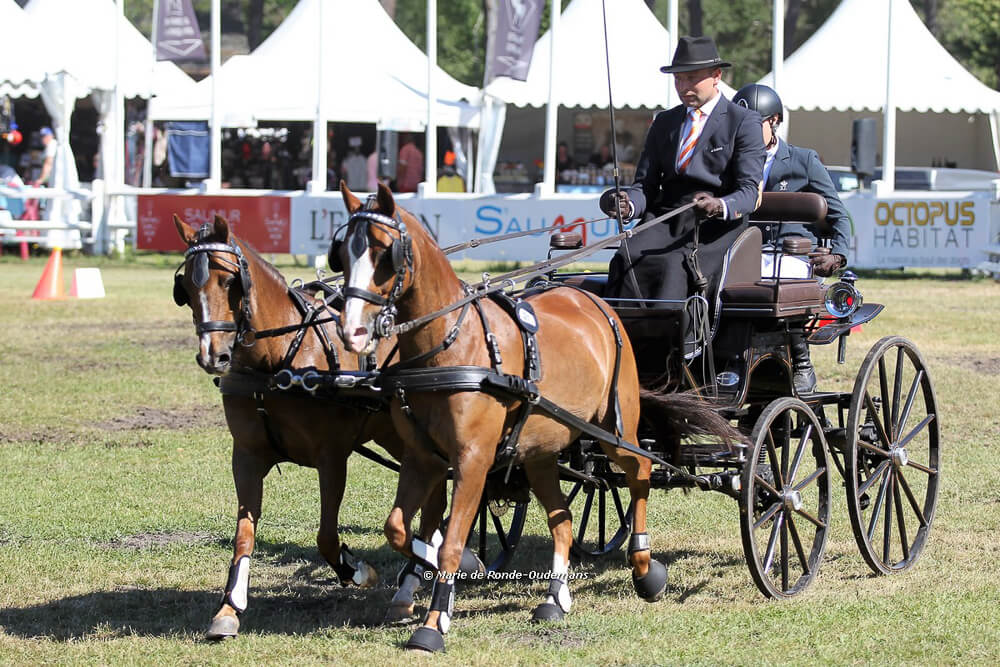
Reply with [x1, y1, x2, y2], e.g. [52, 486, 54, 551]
[809, 252, 845, 277]
[599, 189, 632, 220]
[693, 192, 724, 219]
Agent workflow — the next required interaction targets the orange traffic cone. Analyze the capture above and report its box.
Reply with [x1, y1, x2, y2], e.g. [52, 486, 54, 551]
[32, 247, 65, 300]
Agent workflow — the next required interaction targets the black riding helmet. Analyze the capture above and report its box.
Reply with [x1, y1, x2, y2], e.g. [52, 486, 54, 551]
[733, 84, 783, 122]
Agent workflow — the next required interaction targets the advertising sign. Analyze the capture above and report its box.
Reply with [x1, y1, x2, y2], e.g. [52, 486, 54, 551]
[136, 195, 291, 253]
[844, 191, 993, 269]
[289, 193, 620, 261]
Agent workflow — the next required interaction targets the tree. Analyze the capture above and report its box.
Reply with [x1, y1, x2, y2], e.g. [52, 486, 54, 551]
[937, 0, 1000, 89]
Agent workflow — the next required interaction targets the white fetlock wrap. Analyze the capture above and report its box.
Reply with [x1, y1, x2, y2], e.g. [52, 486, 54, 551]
[546, 555, 571, 613]
[411, 529, 444, 570]
[225, 555, 251, 614]
[428, 577, 455, 635]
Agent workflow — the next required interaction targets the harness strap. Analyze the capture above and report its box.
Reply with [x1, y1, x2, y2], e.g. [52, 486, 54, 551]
[387, 301, 474, 372]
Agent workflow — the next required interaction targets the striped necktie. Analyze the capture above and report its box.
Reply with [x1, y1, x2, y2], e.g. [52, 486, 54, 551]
[676, 108, 704, 173]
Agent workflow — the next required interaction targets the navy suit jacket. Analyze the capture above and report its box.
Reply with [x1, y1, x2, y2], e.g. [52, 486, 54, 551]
[765, 140, 852, 259]
[624, 94, 765, 221]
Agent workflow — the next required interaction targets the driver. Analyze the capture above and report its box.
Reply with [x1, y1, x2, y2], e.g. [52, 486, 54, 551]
[731, 83, 853, 393]
[599, 36, 765, 329]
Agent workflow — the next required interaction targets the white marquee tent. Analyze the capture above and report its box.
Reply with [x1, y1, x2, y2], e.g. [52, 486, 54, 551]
[760, 0, 1000, 173]
[149, 0, 481, 130]
[0, 0, 58, 99]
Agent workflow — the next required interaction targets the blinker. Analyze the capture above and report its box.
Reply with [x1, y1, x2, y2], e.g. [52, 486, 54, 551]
[192, 252, 210, 288]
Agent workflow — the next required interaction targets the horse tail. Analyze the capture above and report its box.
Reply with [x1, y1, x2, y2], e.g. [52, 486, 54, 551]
[639, 388, 744, 447]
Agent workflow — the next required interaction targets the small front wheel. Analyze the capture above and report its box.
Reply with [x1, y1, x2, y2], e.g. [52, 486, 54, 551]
[740, 397, 831, 598]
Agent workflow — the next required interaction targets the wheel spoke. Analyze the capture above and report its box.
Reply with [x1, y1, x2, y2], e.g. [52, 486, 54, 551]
[754, 501, 782, 530]
[896, 469, 928, 526]
[754, 473, 779, 497]
[859, 459, 892, 498]
[765, 429, 785, 488]
[781, 508, 789, 591]
[786, 512, 811, 575]
[891, 346, 905, 439]
[893, 475, 909, 561]
[867, 467, 892, 542]
[576, 489, 594, 544]
[610, 485, 628, 526]
[793, 507, 826, 529]
[794, 466, 826, 493]
[858, 439, 890, 458]
[565, 481, 583, 506]
[490, 511, 510, 552]
[479, 502, 488, 558]
[864, 392, 894, 450]
[762, 512, 784, 575]
[896, 370, 924, 444]
[598, 487, 607, 550]
[882, 469, 894, 564]
[788, 422, 812, 484]
[780, 413, 791, 486]
[897, 414, 936, 451]
[878, 356, 892, 441]
[905, 458, 937, 476]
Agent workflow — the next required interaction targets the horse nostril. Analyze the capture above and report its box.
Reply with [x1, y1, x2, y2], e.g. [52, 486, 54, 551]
[218, 353, 231, 366]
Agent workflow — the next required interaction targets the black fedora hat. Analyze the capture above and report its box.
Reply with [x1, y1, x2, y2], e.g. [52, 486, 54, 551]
[660, 36, 731, 74]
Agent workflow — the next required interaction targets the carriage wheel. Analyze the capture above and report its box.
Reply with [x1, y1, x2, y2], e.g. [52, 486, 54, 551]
[561, 463, 635, 559]
[740, 397, 831, 599]
[464, 495, 529, 573]
[845, 336, 940, 575]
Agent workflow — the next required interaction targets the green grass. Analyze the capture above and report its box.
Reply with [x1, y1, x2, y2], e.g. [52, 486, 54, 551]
[1, 253, 998, 664]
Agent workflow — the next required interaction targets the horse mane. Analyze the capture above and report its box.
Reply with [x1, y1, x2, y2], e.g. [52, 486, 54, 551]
[232, 234, 289, 290]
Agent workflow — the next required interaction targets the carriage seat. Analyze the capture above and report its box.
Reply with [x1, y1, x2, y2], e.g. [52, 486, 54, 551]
[750, 191, 831, 237]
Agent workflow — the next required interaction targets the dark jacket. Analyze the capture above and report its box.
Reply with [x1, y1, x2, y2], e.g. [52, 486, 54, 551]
[622, 95, 765, 220]
[764, 139, 852, 260]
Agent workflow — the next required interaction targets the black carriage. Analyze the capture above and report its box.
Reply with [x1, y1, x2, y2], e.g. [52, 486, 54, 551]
[545, 192, 940, 598]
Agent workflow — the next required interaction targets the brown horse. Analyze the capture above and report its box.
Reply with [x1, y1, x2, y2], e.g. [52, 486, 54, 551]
[172, 214, 452, 638]
[332, 183, 726, 652]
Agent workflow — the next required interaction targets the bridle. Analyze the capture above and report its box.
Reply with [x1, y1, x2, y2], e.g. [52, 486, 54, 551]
[173, 225, 255, 345]
[333, 197, 413, 342]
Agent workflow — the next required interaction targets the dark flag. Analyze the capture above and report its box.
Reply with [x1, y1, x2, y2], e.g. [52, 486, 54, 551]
[155, 0, 207, 62]
[485, 0, 543, 82]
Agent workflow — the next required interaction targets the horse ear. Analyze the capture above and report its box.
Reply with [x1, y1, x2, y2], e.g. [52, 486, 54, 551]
[174, 215, 197, 245]
[213, 215, 230, 241]
[340, 179, 362, 213]
[376, 181, 396, 217]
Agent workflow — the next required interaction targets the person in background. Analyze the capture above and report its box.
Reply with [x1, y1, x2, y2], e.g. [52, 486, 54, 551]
[341, 136, 368, 191]
[436, 150, 465, 193]
[366, 150, 379, 191]
[732, 83, 852, 393]
[589, 144, 612, 169]
[396, 133, 424, 193]
[33, 127, 56, 187]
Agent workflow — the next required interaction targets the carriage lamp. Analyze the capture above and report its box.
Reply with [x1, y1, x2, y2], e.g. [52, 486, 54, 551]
[825, 271, 863, 319]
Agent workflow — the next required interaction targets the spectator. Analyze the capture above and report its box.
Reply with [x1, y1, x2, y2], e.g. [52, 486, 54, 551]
[588, 144, 612, 169]
[396, 133, 424, 193]
[33, 127, 56, 187]
[341, 136, 368, 191]
[436, 150, 465, 193]
[556, 142, 575, 171]
[366, 150, 379, 192]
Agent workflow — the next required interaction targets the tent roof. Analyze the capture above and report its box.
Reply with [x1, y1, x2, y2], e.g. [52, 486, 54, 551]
[761, 0, 1000, 114]
[150, 0, 481, 129]
[0, 0, 59, 98]
[23, 0, 196, 99]
[485, 0, 734, 109]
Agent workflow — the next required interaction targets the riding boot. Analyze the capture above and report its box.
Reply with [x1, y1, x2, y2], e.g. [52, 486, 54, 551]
[789, 335, 817, 394]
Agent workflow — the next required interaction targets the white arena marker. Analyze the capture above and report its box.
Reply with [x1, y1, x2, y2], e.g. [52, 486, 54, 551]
[70, 268, 105, 299]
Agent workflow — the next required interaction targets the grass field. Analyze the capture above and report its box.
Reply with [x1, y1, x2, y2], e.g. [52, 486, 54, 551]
[1, 252, 998, 665]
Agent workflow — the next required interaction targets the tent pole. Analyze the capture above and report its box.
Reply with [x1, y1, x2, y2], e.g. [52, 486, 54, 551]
[990, 110, 1000, 172]
[771, 0, 783, 92]
[666, 0, 678, 109]
[541, 0, 560, 195]
[310, 0, 327, 195]
[208, 0, 221, 190]
[143, 0, 158, 189]
[881, 0, 896, 193]
[425, 0, 438, 193]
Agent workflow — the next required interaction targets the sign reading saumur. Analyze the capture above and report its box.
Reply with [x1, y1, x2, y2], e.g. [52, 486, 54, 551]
[844, 192, 993, 269]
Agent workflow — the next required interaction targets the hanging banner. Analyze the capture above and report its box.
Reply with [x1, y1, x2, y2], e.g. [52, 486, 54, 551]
[156, 0, 207, 62]
[136, 195, 291, 253]
[485, 0, 544, 82]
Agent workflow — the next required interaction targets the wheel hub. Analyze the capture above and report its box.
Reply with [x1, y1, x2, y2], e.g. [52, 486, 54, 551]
[891, 446, 909, 469]
[782, 488, 803, 511]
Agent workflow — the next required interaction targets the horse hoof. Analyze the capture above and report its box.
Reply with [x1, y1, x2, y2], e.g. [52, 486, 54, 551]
[205, 614, 240, 640]
[632, 559, 667, 602]
[405, 626, 445, 653]
[384, 601, 417, 625]
[458, 547, 485, 577]
[530, 602, 565, 623]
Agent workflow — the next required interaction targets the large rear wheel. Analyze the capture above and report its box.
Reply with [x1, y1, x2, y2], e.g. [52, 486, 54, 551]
[740, 397, 831, 598]
[561, 461, 634, 559]
[845, 336, 940, 574]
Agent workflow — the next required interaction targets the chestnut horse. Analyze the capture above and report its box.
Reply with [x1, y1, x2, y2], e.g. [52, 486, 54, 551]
[332, 183, 731, 653]
[172, 215, 453, 638]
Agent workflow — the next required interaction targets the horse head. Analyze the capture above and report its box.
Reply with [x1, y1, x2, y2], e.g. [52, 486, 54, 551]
[173, 214, 254, 375]
[332, 181, 417, 354]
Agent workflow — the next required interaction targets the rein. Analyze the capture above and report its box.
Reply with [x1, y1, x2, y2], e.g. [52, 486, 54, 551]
[439, 214, 611, 255]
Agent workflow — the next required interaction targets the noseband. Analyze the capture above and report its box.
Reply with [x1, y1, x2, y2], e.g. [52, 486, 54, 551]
[174, 228, 255, 343]
[341, 203, 413, 340]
